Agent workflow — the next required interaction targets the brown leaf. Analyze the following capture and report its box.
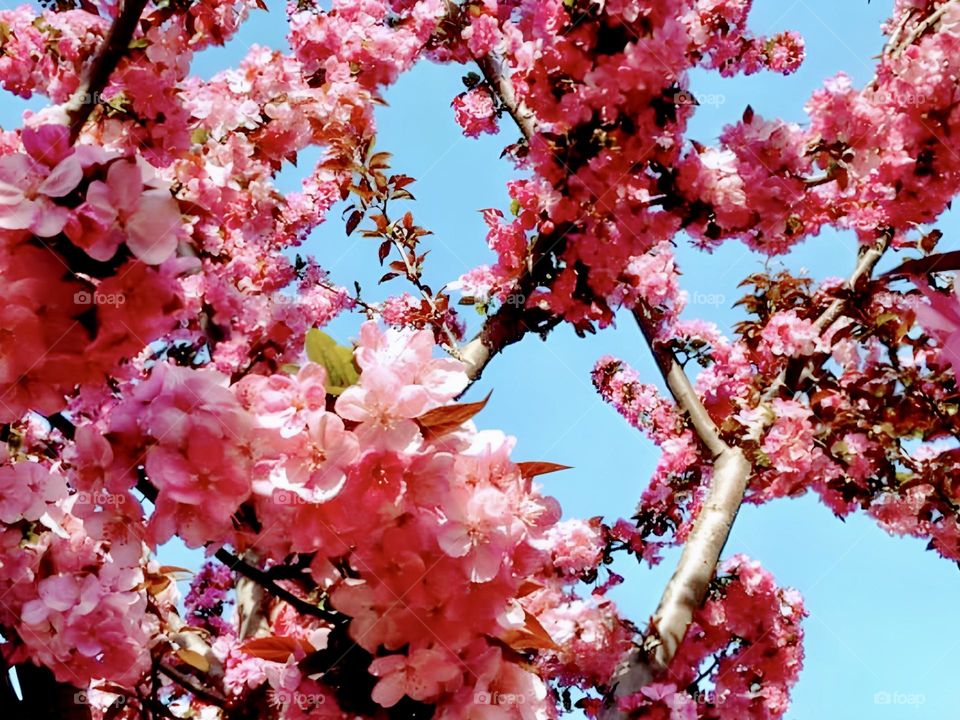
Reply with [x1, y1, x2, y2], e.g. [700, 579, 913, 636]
[516, 580, 545, 597]
[416, 392, 491, 440]
[239, 636, 313, 663]
[500, 610, 559, 652]
[345, 209, 363, 236]
[517, 462, 572, 479]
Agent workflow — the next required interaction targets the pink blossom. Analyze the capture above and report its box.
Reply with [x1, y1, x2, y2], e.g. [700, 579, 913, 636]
[453, 88, 499, 138]
[66, 158, 182, 264]
[369, 648, 461, 706]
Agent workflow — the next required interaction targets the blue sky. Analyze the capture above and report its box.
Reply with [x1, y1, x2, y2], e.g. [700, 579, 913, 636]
[4, 0, 959, 716]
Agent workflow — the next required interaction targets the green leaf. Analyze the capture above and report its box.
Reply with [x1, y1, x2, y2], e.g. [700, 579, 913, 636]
[304, 329, 359, 395]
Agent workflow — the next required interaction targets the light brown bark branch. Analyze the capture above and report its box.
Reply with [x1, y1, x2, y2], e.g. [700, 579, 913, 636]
[459, 54, 539, 389]
[600, 238, 891, 717]
[892, 0, 959, 58]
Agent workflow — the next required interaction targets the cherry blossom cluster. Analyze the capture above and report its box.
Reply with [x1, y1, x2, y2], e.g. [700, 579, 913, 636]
[0, 123, 184, 423]
[614, 556, 805, 720]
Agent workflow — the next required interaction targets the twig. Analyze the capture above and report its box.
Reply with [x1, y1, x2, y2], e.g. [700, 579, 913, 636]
[761, 234, 890, 403]
[157, 662, 229, 707]
[893, 0, 959, 58]
[64, 0, 150, 143]
[214, 548, 342, 624]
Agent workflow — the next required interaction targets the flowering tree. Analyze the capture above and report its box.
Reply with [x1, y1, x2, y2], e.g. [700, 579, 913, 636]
[0, 0, 957, 718]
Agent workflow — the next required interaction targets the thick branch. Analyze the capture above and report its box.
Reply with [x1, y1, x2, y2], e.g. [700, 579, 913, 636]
[602, 238, 891, 717]
[459, 54, 538, 389]
[598, 311, 751, 719]
[475, 54, 537, 142]
[64, 0, 149, 143]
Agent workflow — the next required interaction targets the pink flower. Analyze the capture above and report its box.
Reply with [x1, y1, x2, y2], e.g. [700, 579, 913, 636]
[437, 485, 513, 582]
[462, 14, 501, 57]
[369, 648, 460, 707]
[0, 462, 67, 523]
[913, 277, 960, 375]
[544, 519, 604, 577]
[237, 363, 329, 438]
[66, 158, 182, 264]
[277, 412, 360, 503]
[335, 366, 428, 451]
[0, 125, 83, 236]
[452, 89, 499, 138]
[760, 310, 821, 358]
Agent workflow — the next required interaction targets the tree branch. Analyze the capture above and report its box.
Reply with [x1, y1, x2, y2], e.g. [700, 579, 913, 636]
[214, 548, 342, 625]
[64, 0, 149, 143]
[596, 310, 751, 719]
[157, 662, 229, 708]
[475, 54, 537, 142]
[459, 53, 539, 389]
[762, 234, 890, 403]
[892, 0, 959, 58]
[601, 237, 892, 718]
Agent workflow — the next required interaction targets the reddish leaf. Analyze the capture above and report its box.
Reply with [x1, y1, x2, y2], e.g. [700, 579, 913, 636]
[500, 610, 559, 652]
[517, 461, 572, 479]
[516, 580, 544, 597]
[416, 393, 491, 440]
[240, 636, 312, 662]
[378, 240, 391, 264]
[345, 210, 363, 237]
[883, 250, 960, 278]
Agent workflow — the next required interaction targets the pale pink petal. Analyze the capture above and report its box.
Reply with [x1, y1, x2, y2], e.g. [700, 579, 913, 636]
[371, 672, 407, 708]
[126, 189, 181, 264]
[38, 156, 82, 197]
